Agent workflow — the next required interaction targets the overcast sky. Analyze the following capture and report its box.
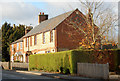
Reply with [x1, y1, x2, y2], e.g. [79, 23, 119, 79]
[0, 0, 119, 28]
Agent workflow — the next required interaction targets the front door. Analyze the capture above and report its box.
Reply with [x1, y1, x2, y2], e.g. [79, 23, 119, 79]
[26, 54, 29, 63]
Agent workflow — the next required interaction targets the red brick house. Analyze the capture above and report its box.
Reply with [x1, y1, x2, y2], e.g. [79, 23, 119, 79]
[10, 9, 95, 63]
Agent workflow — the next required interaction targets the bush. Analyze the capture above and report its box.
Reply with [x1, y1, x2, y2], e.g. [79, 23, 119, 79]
[2, 58, 6, 62]
[29, 51, 73, 73]
[29, 49, 120, 74]
[29, 50, 93, 74]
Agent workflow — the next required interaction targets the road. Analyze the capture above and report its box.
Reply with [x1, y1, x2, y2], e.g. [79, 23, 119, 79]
[2, 70, 106, 81]
[2, 70, 66, 81]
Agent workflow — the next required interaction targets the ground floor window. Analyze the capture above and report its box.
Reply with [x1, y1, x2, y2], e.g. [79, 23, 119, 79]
[46, 51, 50, 53]
[20, 56, 23, 62]
[16, 56, 17, 61]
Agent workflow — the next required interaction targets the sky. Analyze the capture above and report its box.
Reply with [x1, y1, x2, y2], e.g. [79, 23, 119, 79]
[0, 0, 119, 27]
[0, 0, 119, 43]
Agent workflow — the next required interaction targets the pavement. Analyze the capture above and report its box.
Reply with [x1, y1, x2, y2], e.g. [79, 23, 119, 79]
[2, 69, 120, 81]
[2, 70, 106, 81]
[14, 70, 106, 81]
[15, 70, 90, 79]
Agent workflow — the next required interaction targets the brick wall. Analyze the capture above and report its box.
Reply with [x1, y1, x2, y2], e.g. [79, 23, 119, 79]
[10, 41, 24, 62]
[56, 9, 87, 51]
[56, 9, 99, 51]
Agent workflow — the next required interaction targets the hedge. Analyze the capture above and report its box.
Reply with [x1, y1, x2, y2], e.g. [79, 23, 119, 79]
[29, 51, 73, 74]
[29, 49, 120, 74]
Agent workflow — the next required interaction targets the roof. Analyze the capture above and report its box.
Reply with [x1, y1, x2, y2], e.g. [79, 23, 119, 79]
[12, 37, 23, 44]
[23, 10, 74, 38]
[11, 9, 77, 44]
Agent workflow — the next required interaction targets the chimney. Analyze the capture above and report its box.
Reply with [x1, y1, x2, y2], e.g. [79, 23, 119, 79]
[25, 26, 33, 34]
[38, 12, 48, 24]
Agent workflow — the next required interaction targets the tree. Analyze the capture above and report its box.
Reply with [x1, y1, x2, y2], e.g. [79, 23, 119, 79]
[64, 0, 118, 49]
[2, 22, 26, 61]
[2, 22, 12, 61]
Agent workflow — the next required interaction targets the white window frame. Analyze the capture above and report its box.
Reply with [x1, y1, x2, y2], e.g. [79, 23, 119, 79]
[20, 42, 22, 49]
[50, 31, 53, 42]
[27, 38, 29, 47]
[17, 43, 19, 50]
[46, 51, 50, 53]
[16, 56, 17, 60]
[43, 33, 45, 44]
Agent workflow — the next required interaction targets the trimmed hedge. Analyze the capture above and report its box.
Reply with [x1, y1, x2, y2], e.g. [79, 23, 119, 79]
[29, 51, 73, 74]
[110, 49, 120, 71]
[29, 49, 120, 74]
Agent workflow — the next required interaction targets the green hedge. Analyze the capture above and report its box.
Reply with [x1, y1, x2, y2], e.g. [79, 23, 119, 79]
[29, 49, 120, 74]
[29, 50, 94, 74]
[29, 51, 72, 74]
[71, 50, 94, 73]
[110, 49, 120, 71]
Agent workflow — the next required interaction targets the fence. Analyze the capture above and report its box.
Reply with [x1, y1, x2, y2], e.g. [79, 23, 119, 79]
[1, 62, 29, 70]
[1, 62, 9, 69]
[77, 63, 109, 79]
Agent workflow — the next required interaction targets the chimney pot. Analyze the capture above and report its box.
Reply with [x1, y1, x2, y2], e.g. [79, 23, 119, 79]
[42, 12, 44, 15]
[38, 12, 48, 24]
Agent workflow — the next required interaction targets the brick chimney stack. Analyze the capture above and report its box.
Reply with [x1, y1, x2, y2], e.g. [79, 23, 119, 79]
[25, 26, 33, 34]
[38, 12, 48, 24]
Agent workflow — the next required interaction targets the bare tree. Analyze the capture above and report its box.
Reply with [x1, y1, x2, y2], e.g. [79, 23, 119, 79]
[64, 0, 118, 49]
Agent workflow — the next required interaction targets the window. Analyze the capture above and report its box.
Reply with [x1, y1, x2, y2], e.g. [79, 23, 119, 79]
[26, 37, 29, 47]
[12, 44, 14, 52]
[16, 56, 17, 60]
[34, 35, 37, 45]
[17, 43, 19, 50]
[20, 42, 22, 49]
[46, 51, 50, 53]
[50, 31, 53, 42]
[30, 36, 32, 46]
[43, 33, 45, 44]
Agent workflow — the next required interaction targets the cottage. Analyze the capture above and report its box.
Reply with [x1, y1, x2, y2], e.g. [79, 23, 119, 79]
[10, 9, 93, 63]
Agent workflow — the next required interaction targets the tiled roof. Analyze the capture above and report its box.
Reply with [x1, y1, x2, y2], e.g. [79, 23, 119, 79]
[23, 10, 74, 38]
[12, 37, 23, 44]
[11, 9, 75, 44]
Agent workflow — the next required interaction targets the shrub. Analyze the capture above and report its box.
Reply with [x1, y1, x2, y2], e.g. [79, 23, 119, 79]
[29, 51, 73, 73]
[29, 49, 120, 74]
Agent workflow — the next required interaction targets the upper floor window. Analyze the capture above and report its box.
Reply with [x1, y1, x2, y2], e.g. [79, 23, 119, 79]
[34, 35, 37, 45]
[43, 33, 45, 44]
[20, 42, 22, 49]
[50, 31, 53, 42]
[30, 36, 32, 46]
[17, 43, 19, 50]
[12, 44, 14, 52]
[26, 37, 29, 47]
